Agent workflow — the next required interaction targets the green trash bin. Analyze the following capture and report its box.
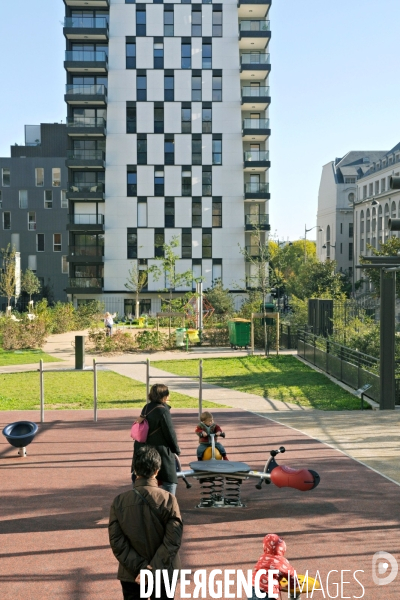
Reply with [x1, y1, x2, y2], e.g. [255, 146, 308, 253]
[261, 303, 276, 325]
[228, 319, 251, 349]
[175, 328, 187, 347]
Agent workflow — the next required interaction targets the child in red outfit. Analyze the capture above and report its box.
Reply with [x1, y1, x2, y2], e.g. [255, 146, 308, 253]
[195, 411, 228, 460]
[249, 533, 296, 599]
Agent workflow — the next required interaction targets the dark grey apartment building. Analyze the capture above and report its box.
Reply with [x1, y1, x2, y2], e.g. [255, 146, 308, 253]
[0, 123, 69, 306]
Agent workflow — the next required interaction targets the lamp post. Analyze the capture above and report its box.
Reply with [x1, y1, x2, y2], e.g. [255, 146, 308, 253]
[304, 224, 323, 262]
[322, 243, 336, 260]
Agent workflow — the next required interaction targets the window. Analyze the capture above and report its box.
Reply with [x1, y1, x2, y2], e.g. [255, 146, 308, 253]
[381, 178, 386, 193]
[348, 192, 354, 203]
[3, 212, 11, 230]
[212, 197, 222, 227]
[155, 229, 165, 257]
[61, 190, 68, 208]
[164, 73, 174, 102]
[126, 40, 136, 69]
[127, 228, 138, 258]
[340, 242, 343, 254]
[44, 190, 53, 209]
[0, 190, 2, 209]
[192, 73, 202, 101]
[368, 183, 373, 196]
[202, 40, 212, 69]
[212, 73, 222, 101]
[137, 135, 147, 165]
[182, 229, 192, 258]
[164, 6, 174, 36]
[202, 168, 212, 196]
[62, 256, 68, 274]
[192, 6, 202, 36]
[2, 168, 10, 187]
[136, 6, 146, 36]
[212, 7, 222, 36]
[126, 0, 136, 3]
[349, 222, 353, 238]
[127, 166, 137, 196]
[345, 177, 356, 184]
[181, 40, 191, 69]
[36, 234, 44, 251]
[202, 229, 212, 258]
[340, 223, 343, 234]
[165, 199, 175, 227]
[182, 106, 191, 133]
[35, 168, 44, 187]
[19, 190, 28, 209]
[127, 102, 136, 133]
[192, 198, 202, 227]
[155, 170, 164, 196]
[28, 255, 37, 274]
[138, 198, 147, 227]
[192, 137, 202, 165]
[28, 212, 36, 231]
[165, 136, 175, 165]
[53, 233, 62, 252]
[212, 260, 222, 284]
[182, 169, 191, 196]
[348, 243, 353, 261]
[154, 42, 164, 69]
[202, 106, 212, 133]
[375, 181, 379, 194]
[212, 137, 222, 165]
[154, 105, 164, 133]
[137, 72, 147, 101]
[52, 168, 61, 187]
[363, 185, 367, 199]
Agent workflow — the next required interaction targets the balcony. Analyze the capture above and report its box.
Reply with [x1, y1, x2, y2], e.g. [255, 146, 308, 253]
[244, 150, 270, 171]
[244, 182, 270, 200]
[245, 213, 270, 231]
[241, 86, 271, 110]
[63, 17, 109, 41]
[68, 246, 104, 263]
[66, 117, 106, 137]
[66, 182, 105, 201]
[65, 84, 107, 106]
[63, 0, 109, 8]
[239, 20, 271, 50]
[66, 149, 105, 168]
[238, 0, 271, 19]
[64, 50, 108, 73]
[242, 118, 270, 141]
[240, 53, 271, 80]
[66, 277, 103, 294]
[244, 246, 265, 260]
[67, 214, 105, 232]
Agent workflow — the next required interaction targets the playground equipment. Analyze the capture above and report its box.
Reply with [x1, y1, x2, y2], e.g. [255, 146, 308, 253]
[2, 421, 39, 457]
[177, 433, 320, 508]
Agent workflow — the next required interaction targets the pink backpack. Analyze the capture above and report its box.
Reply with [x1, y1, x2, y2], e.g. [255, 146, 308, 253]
[130, 419, 149, 443]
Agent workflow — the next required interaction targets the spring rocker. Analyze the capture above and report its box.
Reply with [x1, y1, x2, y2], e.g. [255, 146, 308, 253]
[2, 421, 39, 457]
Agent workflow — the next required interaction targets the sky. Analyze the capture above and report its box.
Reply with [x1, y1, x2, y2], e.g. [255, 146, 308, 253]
[1, 0, 400, 241]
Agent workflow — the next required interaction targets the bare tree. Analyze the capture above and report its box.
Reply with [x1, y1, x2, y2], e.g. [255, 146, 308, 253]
[0, 245, 17, 313]
[125, 261, 161, 318]
[21, 268, 41, 304]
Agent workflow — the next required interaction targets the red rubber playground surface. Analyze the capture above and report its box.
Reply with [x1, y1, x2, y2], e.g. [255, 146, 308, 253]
[1, 408, 399, 599]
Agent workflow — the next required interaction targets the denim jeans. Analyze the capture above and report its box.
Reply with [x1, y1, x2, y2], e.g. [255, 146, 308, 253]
[160, 481, 177, 496]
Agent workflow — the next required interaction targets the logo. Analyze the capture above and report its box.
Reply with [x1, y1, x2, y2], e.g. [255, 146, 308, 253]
[372, 551, 398, 586]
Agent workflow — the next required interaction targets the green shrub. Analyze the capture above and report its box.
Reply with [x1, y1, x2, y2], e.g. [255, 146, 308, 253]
[135, 330, 167, 351]
[1, 316, 47, 350]
[87, 328, 136, 353]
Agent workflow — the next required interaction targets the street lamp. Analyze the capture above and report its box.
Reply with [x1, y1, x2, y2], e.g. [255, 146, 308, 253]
[322, 243, 336, 259]
[304, 224, 323, 262]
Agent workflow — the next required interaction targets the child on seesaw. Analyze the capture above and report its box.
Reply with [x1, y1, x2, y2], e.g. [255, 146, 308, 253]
[195, 411, 228, 461]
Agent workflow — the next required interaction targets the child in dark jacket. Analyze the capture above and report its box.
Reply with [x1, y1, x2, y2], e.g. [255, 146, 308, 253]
[195, 411, 228, 460]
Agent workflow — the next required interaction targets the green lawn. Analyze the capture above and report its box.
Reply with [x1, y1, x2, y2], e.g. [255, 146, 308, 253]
[153, 355, 363, 411]
[0, 348, 61, 367]
[0, 371, 220, 410]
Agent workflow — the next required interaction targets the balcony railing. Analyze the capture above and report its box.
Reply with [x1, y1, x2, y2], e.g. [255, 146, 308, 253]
[66, 84, 107, 96]
[64, 17, 108, 29]
[245, 214, 269, 226]
[239, 20, 270, 32]
[244, 183, 269, 194]
[69, 214, 104, 225]
[244, 151, 269, 162]
[66, 117, 106, 128]
[68, 277, 103, 288]
[65, 51, 108, 63]
[245, 246, 263, 256]
[68, 183, 104, 193]
[240, 53, 270, 65]
[241, 86, 270, 98]
[69, 246, 104, 257]
[28, 222, 36, 231]
[67, 149, 105, 160]
[243, 118, 270, 129]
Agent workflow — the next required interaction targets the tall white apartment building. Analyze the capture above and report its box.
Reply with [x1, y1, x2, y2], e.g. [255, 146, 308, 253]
[63, 0, 271, 314]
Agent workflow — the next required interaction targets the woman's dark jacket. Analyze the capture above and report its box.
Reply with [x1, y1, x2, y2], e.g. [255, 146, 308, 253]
[132, 401, 181, 484]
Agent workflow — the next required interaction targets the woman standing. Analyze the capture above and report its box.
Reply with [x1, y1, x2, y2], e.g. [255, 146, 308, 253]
[132, 384, 181, 495]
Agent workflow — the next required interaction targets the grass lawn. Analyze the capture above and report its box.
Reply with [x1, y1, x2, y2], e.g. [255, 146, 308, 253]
[0, 371, 220, 410]
[0, 348, 61, 367]
[153, 355, 363, 411]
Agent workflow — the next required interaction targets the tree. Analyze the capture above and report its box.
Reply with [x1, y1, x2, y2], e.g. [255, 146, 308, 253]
[361, 237, 400, 297]
[21, 269, 41, 303]
[289, 259, 346, 300]
[157, 236, 194, 306]
[0, 245, 17, 312]
[124, 261, 160, 318]
[204, 278, 234, 315]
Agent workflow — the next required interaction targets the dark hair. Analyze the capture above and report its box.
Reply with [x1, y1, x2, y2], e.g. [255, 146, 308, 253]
[148, 383, 169, 403]
[133, 446, 162, 478]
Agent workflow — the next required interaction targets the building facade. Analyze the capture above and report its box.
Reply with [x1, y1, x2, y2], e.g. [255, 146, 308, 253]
[63, 0, 271, 314]
[0, 124, 69, 307]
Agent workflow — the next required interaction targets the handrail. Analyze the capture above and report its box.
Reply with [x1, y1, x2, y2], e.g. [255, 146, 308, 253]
[64, 17, 108, 29]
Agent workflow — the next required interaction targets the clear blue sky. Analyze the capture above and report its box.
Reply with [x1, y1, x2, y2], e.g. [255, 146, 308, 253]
[1, 0, 399, 240]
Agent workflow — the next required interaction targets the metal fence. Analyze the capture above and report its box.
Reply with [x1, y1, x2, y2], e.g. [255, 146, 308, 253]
[280, 324, 298, 349]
